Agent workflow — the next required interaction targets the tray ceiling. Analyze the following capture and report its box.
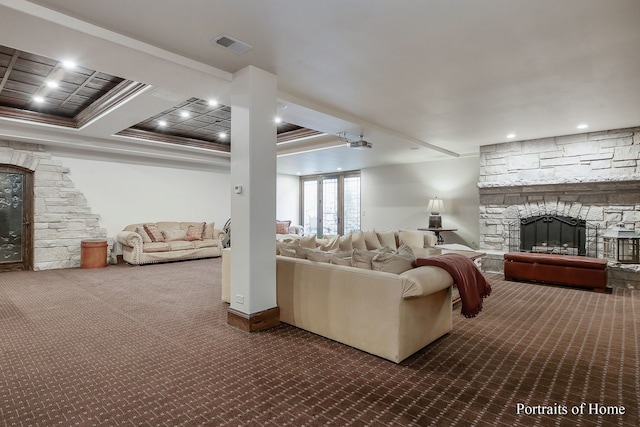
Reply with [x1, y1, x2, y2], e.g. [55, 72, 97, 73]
[0, 45, 316, 151]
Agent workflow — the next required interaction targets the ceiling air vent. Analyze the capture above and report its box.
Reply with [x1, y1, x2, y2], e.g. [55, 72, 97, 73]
[213, 34, 252, 54]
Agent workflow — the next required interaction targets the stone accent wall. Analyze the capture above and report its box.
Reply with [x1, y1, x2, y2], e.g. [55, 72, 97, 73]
[1, 140, 106, 270]
[477, 126, 640, 287]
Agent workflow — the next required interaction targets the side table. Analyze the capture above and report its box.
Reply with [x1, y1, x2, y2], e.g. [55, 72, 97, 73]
[418, 228, 458, 245]
[81, 239, 108, 269]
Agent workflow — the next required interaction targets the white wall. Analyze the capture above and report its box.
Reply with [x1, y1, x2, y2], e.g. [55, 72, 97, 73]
[361, 156, 480, 248]
[56, 155, 231, 237]
[276, 173, 300, 224]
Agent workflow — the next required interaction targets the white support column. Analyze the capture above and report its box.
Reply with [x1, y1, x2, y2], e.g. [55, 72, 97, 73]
[228, 65, 279, 331]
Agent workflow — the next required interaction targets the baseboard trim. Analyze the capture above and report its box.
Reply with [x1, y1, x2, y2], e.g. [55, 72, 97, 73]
[227, 306, 280, 332]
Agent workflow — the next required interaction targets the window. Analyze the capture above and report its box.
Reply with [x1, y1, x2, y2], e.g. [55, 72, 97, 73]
[301, 171, 361, 237]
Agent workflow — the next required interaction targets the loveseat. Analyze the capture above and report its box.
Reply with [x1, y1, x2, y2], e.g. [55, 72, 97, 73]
[116, 221, 225, 265]
[222, 229, 461, 363]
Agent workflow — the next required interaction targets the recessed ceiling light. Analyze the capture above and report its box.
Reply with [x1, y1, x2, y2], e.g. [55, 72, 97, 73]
[33, 96, 45, 103]
[208, 99, 219, 107]
[46, 81, 58, 88]
[180, 111, 190, 118]
[62, 60, 76, 69]
[337, 167, 342, 171]
[274, 117, 282, 124]
[506, 133, 516, 139]
[219, 132, 227, 139]
[296, 172, 301, 176]
[577, 123, 588, 129]
[158, 120, 167, 127]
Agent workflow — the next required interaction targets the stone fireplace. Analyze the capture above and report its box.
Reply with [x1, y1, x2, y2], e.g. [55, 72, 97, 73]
[477, 126, 640, 289]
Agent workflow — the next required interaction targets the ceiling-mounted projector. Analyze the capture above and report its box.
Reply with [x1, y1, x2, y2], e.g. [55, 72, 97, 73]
[344, 134, 373, 150]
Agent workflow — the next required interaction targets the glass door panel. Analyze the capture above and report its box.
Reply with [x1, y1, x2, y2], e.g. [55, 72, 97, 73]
[0, 172, 24, 263]
[322, 178, 338, 236]
[343, 175, 361, 234]
[302, 180, 318, 236]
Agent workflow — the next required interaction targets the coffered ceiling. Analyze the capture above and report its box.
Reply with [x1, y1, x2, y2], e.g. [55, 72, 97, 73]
[0, 0, 639, 175]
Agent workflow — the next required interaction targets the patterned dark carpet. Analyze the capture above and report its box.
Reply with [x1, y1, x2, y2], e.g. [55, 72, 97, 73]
[0, 259, 638, 426]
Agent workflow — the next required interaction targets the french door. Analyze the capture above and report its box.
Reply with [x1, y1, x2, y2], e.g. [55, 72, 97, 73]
[0, 166, 33, 272]
[301, 171, 360, 238]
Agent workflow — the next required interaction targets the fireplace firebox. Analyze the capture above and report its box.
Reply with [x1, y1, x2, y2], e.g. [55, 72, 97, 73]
[509, 214, 599, 257]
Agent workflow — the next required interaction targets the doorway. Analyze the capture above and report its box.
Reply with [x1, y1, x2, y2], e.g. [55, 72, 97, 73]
[0, 166, 33, 271]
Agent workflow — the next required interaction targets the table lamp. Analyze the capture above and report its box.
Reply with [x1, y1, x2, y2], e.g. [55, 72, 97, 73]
[427, 197, 444, 228]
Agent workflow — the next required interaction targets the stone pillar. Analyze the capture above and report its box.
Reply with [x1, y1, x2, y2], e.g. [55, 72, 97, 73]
[227, 66, 279, 331]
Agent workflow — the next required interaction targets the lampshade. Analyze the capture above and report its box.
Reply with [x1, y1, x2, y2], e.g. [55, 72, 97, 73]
[427, 198, 444, 215]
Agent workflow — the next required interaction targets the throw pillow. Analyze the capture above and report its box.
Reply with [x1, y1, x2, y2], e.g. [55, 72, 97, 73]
[306, 250, 333, 263]
[299, 234, 317, 249]
[143, 223, 165, 242]
[351, 248, 391, 269]
[203, 222, 215, 239]
[376, 231, 398, 251]
[338, 234, 353, 251]
[363, 230, 382, 250]
[351, 231, 367, 250]
[317, 235, 339, 251]
[136, 226, 152, 243]
[276, 220, 291, 234]
[398, 229, 426, 249]
[372, 243, 416, 274]
[279, 247, 297, 258]
[162, 229, 187, 242]
[187, 222, 206, 241]
[330, 253, 353, 266]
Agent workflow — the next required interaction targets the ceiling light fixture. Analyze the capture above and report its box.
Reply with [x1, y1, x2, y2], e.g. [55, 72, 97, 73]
[33, 96, 45, 103]
[274, 117, 283, 124]
[506, 133, 516, 139]
[180, 111, 190, 118]
[577, 123, 588, 129]
[62, 60, 76, 69]
[208, 99, 219, 107]
[46, 81, 58, 88]
[158, 120, 167, 127]
[219, 132, 227, 139]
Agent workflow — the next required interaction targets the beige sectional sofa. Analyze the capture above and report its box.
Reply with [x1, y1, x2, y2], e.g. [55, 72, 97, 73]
[222, 229, 460, 363]
[116, 221, 225, 265]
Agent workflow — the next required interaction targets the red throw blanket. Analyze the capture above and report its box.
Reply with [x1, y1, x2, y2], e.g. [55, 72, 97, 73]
[413, 253, 491, 318]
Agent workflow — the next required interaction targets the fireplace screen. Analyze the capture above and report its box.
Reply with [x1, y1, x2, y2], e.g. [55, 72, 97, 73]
[509, 214, 599, 257]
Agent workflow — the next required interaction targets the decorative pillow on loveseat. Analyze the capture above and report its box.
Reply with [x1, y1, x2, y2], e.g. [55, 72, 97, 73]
[186, 222, 206, 241]
[162, 229, 188, 242]
[143, 223, 165, 242]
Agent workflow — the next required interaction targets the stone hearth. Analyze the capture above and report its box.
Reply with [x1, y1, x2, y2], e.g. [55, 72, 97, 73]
[477, 126, 640, 290]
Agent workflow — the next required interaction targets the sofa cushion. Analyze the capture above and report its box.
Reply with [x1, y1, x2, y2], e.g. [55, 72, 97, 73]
[186, 222, 206, 241]
[143, 224, 165, 242]
[143, 242, 171, 252]
[306, 249, 333, 263]
[167, 241, 196, 251]
[372, 243, 416, 274]
[162, 229, 188, 242]
[193, 239, 217, 249]
[136, 226, 152, 243]
[276, 220, 291, 234]
[279, 247, 297, 258]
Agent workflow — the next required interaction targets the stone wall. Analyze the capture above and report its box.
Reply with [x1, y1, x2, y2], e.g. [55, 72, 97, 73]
[477, 126, 640, 285]
[1, 140, 106, 270]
